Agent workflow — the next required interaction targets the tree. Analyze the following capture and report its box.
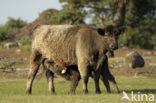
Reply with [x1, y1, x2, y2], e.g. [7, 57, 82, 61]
[87, 0, 156, 49]
[49, 0, 86, 24]
[49, 0, 156, 49]
[119, 0, 156, 49]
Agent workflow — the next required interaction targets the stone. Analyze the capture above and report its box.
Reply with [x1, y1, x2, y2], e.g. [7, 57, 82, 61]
[3, 42, 18, 48]
[16, 49, 21, 53]
[125, 51, 145, 68]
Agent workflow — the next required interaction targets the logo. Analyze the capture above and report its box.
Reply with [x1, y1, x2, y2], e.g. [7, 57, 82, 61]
[122, 91, 155, 102]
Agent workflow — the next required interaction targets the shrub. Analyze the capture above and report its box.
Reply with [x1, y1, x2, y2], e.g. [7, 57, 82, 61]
[0, 17, 27, 41]
[19, 39, 31, 51]
[0, 27, 7, 41]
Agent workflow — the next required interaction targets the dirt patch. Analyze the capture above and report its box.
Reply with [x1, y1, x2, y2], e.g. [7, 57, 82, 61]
[0, 48, 156, 79]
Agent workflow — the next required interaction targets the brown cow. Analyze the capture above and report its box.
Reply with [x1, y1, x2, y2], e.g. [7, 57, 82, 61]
[26, 25, 124, 94]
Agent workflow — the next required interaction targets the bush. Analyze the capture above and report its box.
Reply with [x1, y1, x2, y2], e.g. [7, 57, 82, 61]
[19, 39, 31, 51]
[119, 19, 156, 50]
[119, 27, 154, 49]
[0, 27, 7, 41]
[0, 17, 27, 41]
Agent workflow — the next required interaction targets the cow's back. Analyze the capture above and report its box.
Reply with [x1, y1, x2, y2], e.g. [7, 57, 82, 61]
[32, 25, 80, 66]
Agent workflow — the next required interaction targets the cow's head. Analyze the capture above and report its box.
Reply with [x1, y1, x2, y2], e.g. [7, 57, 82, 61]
[97, 25, 125, 50]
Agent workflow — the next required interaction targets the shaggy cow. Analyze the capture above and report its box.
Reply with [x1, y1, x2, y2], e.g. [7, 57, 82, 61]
[43, 55, 119, 94]
[26, 24, 124, 94]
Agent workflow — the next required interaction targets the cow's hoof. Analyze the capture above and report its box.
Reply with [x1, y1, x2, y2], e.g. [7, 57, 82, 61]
[25, 90, 31, 95]
[50, 89, 56, 94]
[68, 91, 75, 95]
[96, 90, 101, 94]
[106, 90, 111, 93]
[115, 87, 120, 93]
[68, 89, 76, 94]
[83, 89, 88, 94]
[68, 90, 75, 94]
[116, 90, 120, 94]
[50, 91, 56, 95]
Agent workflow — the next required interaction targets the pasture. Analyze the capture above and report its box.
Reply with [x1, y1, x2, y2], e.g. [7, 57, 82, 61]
[0, 77, 156, 103]
[0, 48, 156, 103]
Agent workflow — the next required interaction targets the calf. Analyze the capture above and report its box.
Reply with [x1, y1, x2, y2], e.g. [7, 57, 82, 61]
[43, 55, 119, 94]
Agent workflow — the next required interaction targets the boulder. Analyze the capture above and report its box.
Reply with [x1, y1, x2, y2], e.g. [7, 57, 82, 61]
[3, 42, 18, 48]
[125, 51, 145, 68]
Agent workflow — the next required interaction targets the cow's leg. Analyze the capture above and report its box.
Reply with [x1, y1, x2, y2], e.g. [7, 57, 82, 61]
[45, 69, 55, 94]
[78, 60, 89, 94]
[100, 75, 111, 93]
[93, 56, 106, 94]
[93, 70, 101, 94]
[26, 50, 42, 94]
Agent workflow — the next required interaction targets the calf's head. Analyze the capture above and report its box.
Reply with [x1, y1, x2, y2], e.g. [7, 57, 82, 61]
[97, 25, 125, 50]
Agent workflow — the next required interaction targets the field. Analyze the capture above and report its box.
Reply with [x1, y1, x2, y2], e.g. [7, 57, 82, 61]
[0, 77, 156, 103]
[0, 48, 156, 103]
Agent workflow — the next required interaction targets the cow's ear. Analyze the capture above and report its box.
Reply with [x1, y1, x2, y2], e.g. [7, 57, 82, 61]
[117, 27, 125, 35]
[97, 28, 105, 35]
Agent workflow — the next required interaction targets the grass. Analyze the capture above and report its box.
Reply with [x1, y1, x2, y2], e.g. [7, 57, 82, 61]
[0, 48, 155, 103]
[0, 77, 156, 103]
[19, 39, 31, 51]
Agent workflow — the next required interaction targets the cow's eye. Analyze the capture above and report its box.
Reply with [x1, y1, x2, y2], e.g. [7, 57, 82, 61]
[109, 30, 112, 34]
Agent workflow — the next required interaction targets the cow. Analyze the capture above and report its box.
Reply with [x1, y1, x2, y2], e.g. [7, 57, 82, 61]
[43, 55, 119, 94]
[25, 24, 124, 94]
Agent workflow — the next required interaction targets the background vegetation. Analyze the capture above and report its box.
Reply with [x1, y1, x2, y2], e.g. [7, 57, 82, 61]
[0, 17, 27, 41]
[0, 0, 156, 50]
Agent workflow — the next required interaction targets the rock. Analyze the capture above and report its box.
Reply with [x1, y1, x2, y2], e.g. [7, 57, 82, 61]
[121, 46, 129, 50]
[23, 57, 28, 61]
[153, 52, 156, 56]
[3, 42, 18, 48]
[143, 51, 153, 56]
[125, 51, 145, 68]
[16, 49, 21, 53]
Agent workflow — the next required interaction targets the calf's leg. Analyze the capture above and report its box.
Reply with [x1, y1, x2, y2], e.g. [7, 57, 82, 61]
[93, 56, 107, 94]
[108, 73, 119, 93]
[101, 55, 119, 93]
[42, 60, 56, 94]
[69, 73, 81, 94]
[45, 69, 55, 94]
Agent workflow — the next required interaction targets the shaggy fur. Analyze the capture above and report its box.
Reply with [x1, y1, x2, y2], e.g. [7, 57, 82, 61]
[26, 24, 123, 94]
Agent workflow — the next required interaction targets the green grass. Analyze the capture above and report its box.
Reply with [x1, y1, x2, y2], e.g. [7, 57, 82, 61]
[0, 77, 156, 103]
[19, 39, 31, 51]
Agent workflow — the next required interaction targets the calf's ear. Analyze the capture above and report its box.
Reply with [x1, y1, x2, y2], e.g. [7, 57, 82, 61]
[97, 28, 105, 35]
